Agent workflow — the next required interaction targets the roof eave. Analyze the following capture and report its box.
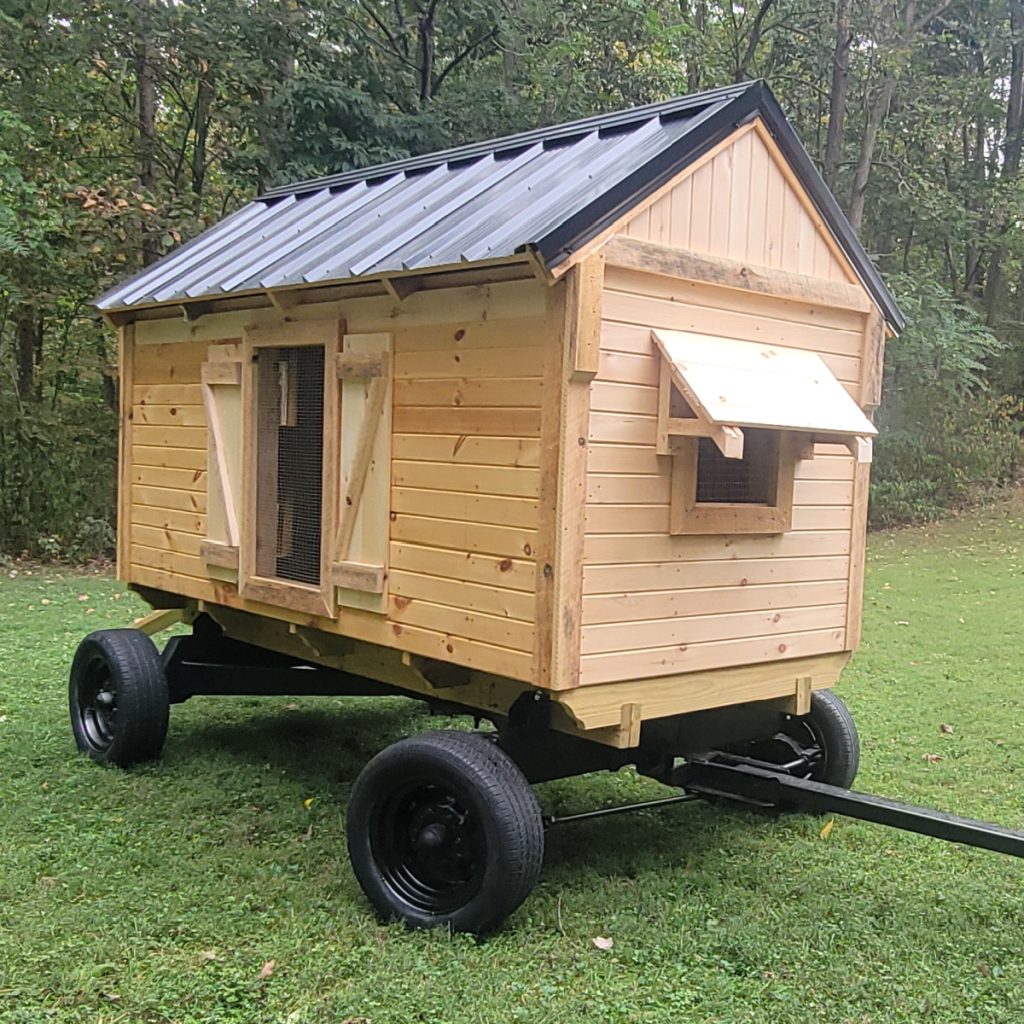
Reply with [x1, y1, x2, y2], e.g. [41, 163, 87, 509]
[94, 252, 541, 319]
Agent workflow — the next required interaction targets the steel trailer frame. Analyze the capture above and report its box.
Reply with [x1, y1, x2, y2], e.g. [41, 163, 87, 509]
[162, 617, 1024, 862]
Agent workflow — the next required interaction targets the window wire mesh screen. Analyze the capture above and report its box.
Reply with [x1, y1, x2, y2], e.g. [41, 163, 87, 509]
[696, 428, 778, 505]
[255, 345, 325, 585]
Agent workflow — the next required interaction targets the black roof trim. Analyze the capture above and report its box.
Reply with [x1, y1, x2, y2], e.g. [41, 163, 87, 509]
[537, 80, 905, 334]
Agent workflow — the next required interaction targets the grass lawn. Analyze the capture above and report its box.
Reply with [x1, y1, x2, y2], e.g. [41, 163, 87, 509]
[3, 498, 1024, 1024]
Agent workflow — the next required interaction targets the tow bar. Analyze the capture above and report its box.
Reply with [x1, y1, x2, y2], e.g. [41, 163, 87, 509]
[547, 752, 1024, 859]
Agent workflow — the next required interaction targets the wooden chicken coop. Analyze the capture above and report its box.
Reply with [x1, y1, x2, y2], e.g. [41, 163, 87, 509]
[70, 81, 915, 933]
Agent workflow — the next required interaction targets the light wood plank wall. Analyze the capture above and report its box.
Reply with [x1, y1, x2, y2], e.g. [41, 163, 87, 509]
[126, 279, 552, 683]
[581, 266, 862, 686]
[622, 123, 852, 283]
[131, 340, 210, 582]
[578, 124, 873, 686]
[386, 291, 551, 662]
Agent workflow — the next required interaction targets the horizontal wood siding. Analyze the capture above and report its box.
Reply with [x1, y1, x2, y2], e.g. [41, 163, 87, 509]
[579, 267, 862, 686]
[621, 121, 853, 283]
[129, 340, 209, 589]
[126, 279, 549, 682]
[388, 301, 551, 665]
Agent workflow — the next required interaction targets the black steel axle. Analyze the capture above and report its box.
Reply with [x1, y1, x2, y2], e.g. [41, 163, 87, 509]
[544, 793, 702, 828]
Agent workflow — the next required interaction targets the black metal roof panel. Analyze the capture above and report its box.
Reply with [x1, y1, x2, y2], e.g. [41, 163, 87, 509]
[96, 81, 903, 332]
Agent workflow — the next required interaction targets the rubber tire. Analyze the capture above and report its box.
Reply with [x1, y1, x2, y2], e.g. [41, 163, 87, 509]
[346, 730, 544, 935]
[69, 629, 170, 767]
[801, 689, 860, 789]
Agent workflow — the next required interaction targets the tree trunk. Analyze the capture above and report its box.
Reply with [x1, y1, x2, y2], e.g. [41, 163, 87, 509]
[844, 2, 953, 238]
[984, 0, 1024, 322]
[680, 0, 706, 91]
[823, 0, 851, 190]
[735, 0, 776, 82]
[417, 3, 438, 104]
[501, 0, 522, 94]
[15, 307, 41, 401]
[134, 0, 158, 265]
[192, 65, 214, 201]
[848, 75, 895, 236]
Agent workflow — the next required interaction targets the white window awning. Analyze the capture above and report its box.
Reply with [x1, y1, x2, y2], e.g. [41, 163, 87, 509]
[652, 329, 876, 462]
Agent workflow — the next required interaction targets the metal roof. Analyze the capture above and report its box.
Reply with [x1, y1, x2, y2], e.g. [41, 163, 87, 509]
[96, 81, 904, 331]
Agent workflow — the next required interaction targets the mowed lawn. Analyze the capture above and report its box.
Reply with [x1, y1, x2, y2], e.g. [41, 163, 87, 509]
[2, 499, 1024, 1024]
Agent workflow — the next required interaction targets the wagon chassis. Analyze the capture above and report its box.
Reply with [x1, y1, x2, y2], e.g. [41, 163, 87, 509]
[158, 619, 1024, 862]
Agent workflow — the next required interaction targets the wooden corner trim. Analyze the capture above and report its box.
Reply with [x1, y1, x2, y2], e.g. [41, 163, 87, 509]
[116, 323, 135, 582]
[567, 254, 604, 381]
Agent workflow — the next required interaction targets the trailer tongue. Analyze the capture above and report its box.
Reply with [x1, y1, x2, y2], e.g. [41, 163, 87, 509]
[545, 751, 1024, 860]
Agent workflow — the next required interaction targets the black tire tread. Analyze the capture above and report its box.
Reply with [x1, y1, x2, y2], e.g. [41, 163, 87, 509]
[347, 729, 543, 934]
[807, 689, 860, 789]
[69, 628, 169, 767]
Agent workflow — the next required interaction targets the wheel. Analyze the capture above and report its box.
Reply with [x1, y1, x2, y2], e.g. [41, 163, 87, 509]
[796, 689, 860, 788]
[346, 730, 544, 934]
[729, 689, 860, 789]
[69, 629, 170, 767]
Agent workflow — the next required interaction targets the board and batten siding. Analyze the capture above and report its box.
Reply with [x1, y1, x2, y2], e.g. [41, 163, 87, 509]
[125, 279, 552, 683]
[578, 263, 863, 687]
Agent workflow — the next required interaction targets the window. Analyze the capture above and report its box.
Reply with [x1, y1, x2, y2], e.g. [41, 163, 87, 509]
[696, 430, 778, 504]
[652, 328, 876, 536]
[668, 425, 798, 535]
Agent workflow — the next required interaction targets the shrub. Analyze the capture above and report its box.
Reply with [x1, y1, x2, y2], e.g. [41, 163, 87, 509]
[870, 273, 1021, 527]
[0, 394, 116, 559]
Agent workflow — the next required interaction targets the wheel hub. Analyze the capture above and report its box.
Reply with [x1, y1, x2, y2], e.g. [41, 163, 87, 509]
[415, 822, 450, 851]
[372, 781, 486, 915]
[76, 660, 118, 752]
[723, 720, 824, 780]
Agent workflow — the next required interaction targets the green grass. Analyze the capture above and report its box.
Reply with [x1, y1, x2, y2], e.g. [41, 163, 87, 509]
[3, 498, 1024, 1024]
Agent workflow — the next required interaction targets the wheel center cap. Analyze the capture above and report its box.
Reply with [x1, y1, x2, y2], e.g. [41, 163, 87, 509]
[416, 823, 449, 851]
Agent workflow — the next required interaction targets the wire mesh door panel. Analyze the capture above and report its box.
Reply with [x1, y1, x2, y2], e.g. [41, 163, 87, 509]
[254, 345, 325, 585]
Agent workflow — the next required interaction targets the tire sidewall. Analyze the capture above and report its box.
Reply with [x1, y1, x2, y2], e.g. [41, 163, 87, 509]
[347, 735, 538, 933]
[806, 690, 859, 789]
[69, 630, 168, 767]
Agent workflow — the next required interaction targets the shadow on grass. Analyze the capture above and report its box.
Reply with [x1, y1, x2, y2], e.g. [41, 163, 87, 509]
[161, 697, 757, 883]
[165, 697, 426, 795]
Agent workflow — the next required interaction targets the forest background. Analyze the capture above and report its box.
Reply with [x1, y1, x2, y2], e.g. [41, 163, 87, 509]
[2, 0, 1023, 558]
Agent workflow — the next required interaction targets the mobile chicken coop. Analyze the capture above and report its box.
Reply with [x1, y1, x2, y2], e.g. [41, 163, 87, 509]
[72, 81, 1024, 934]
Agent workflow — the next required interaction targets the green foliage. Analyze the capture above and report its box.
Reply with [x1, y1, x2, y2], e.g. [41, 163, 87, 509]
[3, 0, 1024, 555]
[0, 394, 117, 559]
[871, 273, 1022, 527]
[258, 82, 430, 187]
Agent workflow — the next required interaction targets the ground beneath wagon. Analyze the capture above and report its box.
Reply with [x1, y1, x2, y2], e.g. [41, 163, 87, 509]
[2, 494, 1024, 1024]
